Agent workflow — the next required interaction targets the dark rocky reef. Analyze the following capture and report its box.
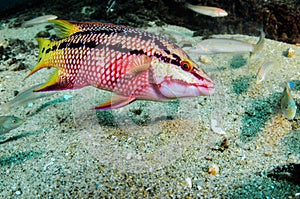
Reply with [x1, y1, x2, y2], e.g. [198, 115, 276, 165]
[0, 0, 299, 44]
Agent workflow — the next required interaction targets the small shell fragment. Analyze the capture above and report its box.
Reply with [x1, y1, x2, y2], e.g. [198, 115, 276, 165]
[286, 48, 295, 58]
[207, 164, 219, 175]
[185, 177, 192, 189]
[211, 118, 226, 135]
[199, 55, 213, 64]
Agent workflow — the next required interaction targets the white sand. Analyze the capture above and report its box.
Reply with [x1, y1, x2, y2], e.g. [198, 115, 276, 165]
[0, 22, 299, 198]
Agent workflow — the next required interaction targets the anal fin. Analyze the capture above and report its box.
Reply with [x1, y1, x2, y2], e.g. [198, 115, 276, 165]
[94, 94, 135, 110]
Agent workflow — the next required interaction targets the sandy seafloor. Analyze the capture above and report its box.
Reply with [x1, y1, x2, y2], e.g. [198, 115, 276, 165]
[0, 21, 299, 198]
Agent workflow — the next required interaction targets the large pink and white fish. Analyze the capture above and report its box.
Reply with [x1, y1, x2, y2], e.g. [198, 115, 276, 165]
[26, 20, 215, 110]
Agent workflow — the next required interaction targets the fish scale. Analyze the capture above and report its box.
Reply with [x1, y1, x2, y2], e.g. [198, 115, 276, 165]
[26, 20, 215, 110]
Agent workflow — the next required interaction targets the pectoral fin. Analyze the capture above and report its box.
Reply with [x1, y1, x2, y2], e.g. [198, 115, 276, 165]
[126, 55, 152, 76]
[94, 95, 135, 110]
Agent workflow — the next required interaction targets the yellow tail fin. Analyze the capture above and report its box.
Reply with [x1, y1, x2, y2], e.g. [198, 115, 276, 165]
[25, 38, 52, 79]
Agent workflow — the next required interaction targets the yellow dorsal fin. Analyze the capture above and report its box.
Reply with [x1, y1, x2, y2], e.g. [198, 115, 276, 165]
[48, 20, 81, 38]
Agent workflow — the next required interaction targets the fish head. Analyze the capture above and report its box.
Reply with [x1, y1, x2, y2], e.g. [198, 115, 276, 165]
[282, 101, 297, 120]
[2, 116, 24, 130]
[150, 49, 215, 99]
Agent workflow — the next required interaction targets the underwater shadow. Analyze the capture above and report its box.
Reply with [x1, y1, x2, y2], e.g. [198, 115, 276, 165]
[232, 75, 252, 95]
[0, 151, 43, 167]
[267, 163, 300, 186]
[225, 169, 300, 198]
[230, 55, 248, 69]
[240, 92, 282, 142]
[95, 110, 117, 127]
[95, 99, 180, 127]
[27, 95, 72, 117]
[0, 130, 43, 144]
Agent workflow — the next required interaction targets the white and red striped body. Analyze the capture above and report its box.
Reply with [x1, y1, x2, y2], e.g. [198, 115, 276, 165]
[27, 20, 215, 110]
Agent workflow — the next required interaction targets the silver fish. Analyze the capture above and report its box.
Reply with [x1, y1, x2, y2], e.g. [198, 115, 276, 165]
[185, 3, 228, 17]
[186, 28, 265, 55]
[1, 83, 54, 113]
[256, 61, 277, 84]
[0, 116, 24, 135]
[21, 15, 58, 27]
[281, 83, 297, 120]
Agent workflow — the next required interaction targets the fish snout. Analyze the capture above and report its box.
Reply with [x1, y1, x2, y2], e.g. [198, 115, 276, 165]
[193, 66, 215, 89]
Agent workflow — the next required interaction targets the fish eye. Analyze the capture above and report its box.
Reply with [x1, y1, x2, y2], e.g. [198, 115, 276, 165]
[180, 60, 193, 72]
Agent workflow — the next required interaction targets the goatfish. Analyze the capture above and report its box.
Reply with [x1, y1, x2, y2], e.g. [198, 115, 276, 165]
[0, 83, 54, 113]
[0, 116, 24, 135]
[281, 83, 297, 120]
[25, 20, 215, 110]
[185, 3, 228, 17]
[21, 15, 58, 27]
[186, 28, 265, 55]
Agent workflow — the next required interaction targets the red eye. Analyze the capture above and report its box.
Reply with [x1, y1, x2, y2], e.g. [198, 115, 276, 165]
[180, 60, 193, 71]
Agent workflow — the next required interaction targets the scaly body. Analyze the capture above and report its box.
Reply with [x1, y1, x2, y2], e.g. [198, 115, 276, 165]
[26, 20, 215, 110]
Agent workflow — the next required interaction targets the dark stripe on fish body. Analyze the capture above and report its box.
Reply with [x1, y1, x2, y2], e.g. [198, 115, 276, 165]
[72, 29, 122, 37]
[154, 52, 180, 66]
[56, 29, 168, 52]
[52, 45, 57, 50]
[58, 42, 68, 49]
[63, 41, 98, 49]
[129, 49, 144, 55]
[164, 49, 170, 54]
[171, 59, 180, 66]
[49, 27, 181, 66]
[172, 53, 181, 61]
[162, 57, 171, 63]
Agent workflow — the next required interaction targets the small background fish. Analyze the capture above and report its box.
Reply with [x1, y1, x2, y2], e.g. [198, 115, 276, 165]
[256, 61, 277, 84]
[0, 116, 24, 135]
[0, 83, 54, 113]
[21, 15, 58, 27]
[281, 83, 297, 120]
[185, 3, 228, 17]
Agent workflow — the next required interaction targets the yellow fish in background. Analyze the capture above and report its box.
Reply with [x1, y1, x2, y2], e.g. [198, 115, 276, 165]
[26, 20, 215, 110]
[281, 82, 297, 120]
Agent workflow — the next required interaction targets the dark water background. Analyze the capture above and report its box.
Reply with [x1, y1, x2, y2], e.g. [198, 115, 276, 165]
[0, 0, 299, 44]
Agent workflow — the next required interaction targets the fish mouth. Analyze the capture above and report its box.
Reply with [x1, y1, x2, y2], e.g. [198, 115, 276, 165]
[196, 83, 215, 96]
[192, 67, 215, 95]
[196, 79, 215, 95]
[157, 77, 215, 99]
